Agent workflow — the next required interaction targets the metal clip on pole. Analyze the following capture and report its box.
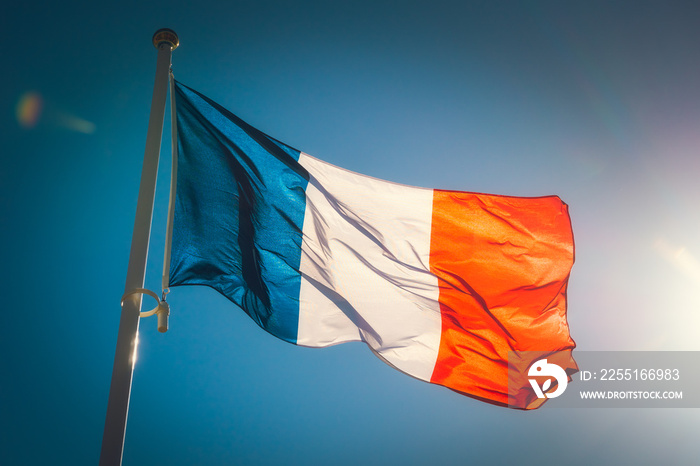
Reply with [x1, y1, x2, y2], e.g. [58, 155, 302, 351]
[156, 300, 170, 333]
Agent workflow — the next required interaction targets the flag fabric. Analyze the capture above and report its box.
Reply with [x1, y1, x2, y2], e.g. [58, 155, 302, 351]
[169, 81, 576, 409]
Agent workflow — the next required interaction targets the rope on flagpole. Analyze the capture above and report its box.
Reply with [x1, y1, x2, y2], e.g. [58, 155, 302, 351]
[160, 69, 178, 304]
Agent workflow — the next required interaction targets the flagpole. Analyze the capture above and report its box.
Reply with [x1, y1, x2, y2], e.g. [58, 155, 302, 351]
[99, 29, 179, 466]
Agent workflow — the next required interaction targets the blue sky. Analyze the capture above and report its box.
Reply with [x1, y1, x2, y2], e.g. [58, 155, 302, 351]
[2, 1, 700, 464]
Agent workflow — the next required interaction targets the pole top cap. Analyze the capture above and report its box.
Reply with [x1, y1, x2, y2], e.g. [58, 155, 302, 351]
[153, 28, 179, 50]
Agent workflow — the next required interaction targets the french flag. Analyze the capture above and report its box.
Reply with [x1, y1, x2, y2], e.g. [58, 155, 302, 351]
[169, 81, 576, 409]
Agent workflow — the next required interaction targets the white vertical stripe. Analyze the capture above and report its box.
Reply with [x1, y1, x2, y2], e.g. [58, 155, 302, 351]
[297, 153, 441, 382]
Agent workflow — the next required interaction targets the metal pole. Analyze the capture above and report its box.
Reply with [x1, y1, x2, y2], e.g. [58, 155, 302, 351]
[99, 29, 179, 466]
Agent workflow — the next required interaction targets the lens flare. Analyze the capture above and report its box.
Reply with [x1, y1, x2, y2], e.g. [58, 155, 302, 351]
[57, 113, 96, 134]
[654, 238, 700, 284]
[16, 91, 43, 128]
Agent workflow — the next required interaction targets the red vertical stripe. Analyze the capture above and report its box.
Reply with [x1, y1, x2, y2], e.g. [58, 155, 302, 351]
[429, 190, 576, 408]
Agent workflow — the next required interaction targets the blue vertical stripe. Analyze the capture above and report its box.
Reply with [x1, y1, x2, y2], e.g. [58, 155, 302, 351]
[170, 81, 309, 344]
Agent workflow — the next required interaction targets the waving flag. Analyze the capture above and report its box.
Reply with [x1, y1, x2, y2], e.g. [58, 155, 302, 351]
[169, 81, 576, 409]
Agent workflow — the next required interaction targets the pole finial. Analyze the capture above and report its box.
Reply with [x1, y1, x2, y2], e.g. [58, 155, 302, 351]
[153, 28, 179, 50]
